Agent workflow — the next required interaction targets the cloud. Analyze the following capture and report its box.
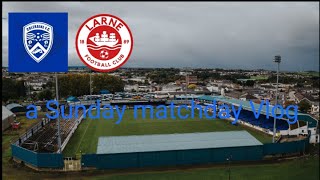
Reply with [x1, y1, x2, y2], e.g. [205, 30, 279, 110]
[2, 2, 319, 71]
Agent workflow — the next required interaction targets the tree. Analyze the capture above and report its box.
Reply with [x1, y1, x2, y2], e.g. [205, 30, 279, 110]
[295, 83, 304, 88]
[92, 74, 124, 93]
[188, 84, 197, 90]
[2, 78, 27, 102]
[56, 73, 124, 97]
[42, 81, 54, 89]
[245, 80, 255, 87]
[58, 74, 90, 97]
[37, 89, 53, 100]
[298, 99, 311, 113]
[311, 76, 319, 88]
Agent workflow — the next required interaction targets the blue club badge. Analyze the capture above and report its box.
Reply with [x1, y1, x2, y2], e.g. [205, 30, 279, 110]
[9, 13, 68, 72]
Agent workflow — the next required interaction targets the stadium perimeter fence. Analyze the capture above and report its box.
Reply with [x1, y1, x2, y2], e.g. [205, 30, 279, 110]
[11, 111, 87, 169]
[80, 136, 309, 170]
[10, 106, 310, 170]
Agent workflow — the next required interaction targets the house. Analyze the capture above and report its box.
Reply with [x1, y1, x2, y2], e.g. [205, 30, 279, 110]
[179, 71, 192, 76]
[2, 106, 15, 131]
[293, 92, 305, 103]
[124, 84, 138, 92]
[206, 85, 220, 93]
[311, 101, 319, 115]
[128, 76, 146, 83]
[224, 90, 243, 99]
[138, 85, 151, 92]
[186, 75, 197, 85]
[161, 84, 181, 92]
[239, 93, 259, 103]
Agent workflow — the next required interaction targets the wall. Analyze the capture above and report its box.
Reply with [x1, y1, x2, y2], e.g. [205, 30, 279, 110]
[263, 139, 308, 155]
[82, 145, 263, 169]
[15, 118, 50, 145]
[309, 134, 319, 143]
[2, 115, 14, 131]
[82, 138, 309, 170]
[11, 144, 64, 168]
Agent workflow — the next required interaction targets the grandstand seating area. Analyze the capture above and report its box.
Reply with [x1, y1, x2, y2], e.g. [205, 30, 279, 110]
[21, 110, 83, 153]
[230, 110, 289, 131]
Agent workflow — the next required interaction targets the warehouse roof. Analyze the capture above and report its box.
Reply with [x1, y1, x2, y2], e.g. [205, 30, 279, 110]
[96, 131, 262, 154]
[2, 106, 14, 121]
[6, 103, 23, 111]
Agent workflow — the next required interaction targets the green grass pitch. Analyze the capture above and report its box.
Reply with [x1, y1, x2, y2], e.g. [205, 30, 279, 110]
[2, 109, 318, 179]
[63, 108, 272, 156]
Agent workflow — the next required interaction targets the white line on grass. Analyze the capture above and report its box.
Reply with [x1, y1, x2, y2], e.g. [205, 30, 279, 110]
[75, 118, 92, 154]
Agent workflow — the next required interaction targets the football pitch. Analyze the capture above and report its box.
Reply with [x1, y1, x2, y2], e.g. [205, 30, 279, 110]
[63, 108, 272, 156]
[3, 110, 318, 180]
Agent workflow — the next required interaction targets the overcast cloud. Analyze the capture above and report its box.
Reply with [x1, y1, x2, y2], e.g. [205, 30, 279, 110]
[2, 2, 319, 71]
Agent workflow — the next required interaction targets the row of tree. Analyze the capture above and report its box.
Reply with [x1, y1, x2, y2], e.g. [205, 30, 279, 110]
[2, 78, 27, 102]
[57, 73, 124, 98]
[263, 75, 319, 88]
[2, 74, 125, 102]
[283, 100, 312, 113]
[146, 69, 182, 84]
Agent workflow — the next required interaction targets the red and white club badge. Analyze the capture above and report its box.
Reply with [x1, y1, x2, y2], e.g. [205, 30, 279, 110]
[76, 14, 133, 72]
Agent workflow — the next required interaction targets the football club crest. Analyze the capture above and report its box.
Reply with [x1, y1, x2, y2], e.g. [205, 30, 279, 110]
[8, 12, 68, 72]
[76, 14, 133, 72]
[23, 22, 53, 63]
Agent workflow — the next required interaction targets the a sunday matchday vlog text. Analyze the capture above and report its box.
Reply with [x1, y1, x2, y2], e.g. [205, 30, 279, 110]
[25, 99, 299, 125]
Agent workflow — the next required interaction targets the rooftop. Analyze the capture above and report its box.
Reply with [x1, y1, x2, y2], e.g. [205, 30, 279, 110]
[2, 106, 14, 121]
[96, 131, 262, 154]
[6, 103, 23, 110]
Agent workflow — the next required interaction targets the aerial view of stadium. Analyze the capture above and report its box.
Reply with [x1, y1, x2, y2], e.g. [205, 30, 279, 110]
[2, 1, 319, 180]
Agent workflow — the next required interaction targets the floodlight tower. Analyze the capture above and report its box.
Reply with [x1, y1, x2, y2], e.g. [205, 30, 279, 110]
[90, 71, 92, 104]
[55, 73, 62, 153]
[272, 55, 281, 143]
[226, 155, 232, 180]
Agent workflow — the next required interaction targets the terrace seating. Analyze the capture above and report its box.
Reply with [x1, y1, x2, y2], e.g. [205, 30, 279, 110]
[20, 110, 84, 153]
[229, 110, 289, 131]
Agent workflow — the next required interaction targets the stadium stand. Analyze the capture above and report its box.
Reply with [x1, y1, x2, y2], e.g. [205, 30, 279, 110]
[20, 110, 83, 153]
[230, 109, 289, 131]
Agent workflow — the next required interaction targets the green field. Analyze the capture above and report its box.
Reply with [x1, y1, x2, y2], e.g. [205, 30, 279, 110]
[298, 71, 320, 77]
[63, 108, 272, 156]
[250, 75, 268, 80]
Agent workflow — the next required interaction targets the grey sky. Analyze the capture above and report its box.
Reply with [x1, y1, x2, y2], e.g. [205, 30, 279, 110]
[2, 2, 319, 71]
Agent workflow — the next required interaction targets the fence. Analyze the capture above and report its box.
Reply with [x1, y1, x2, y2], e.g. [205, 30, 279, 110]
[11, 144, 63, 168]
[13, 118, 50, 146]
[82, 145, 263, 169]
[11, 111, 85, 169]
[263, 138, 308, 155]
[81, 138, 309, 170]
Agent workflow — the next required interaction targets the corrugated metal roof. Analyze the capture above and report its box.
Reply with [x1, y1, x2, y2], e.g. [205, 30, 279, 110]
[96, 131, 262, 154]
[2, 106, 14, 121]
[6, 103, 23, 110]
